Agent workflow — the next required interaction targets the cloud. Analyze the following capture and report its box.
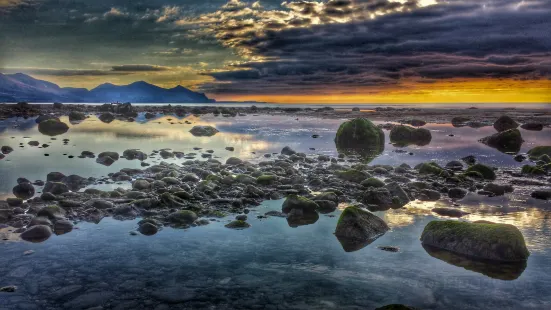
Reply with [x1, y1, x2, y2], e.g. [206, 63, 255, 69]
[189, 0, 551, 94]
[0, 67, 129, 76]
[110, 64, 171, 72]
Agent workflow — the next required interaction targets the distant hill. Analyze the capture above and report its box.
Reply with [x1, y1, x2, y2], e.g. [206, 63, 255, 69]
[0, 73, 214, 103]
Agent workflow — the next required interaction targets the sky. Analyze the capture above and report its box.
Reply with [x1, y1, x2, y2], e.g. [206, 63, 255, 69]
[0, 0, 550, 103]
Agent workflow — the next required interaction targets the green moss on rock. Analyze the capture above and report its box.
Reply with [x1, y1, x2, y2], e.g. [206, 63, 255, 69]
[335, 205, 389, 241]
[256, 174, 277, 185]
[225, 220, 251, 229]
[38, 119, 69, 136]
[521, 165, 545, 175]
[479, 129, 523, 154]
[361, 177, 385, 188]
[421, 220, 529, 262]
[335, 169, 369, 183]
[389, 125, 432, 146]
[334, 118, 384, 162]
[418, 162, 447, 177]
[527, 146, 551, 159]
[466, 164, 496, 180]
[282, 195, 319, 213]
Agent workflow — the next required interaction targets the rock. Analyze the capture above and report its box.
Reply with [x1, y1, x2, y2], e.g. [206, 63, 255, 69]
[527, 146, 551, 159]
[531, 190, 551, 200]
[159, 149, 174, 158]
[377, 246, 400, 252]
[235, 174, 256, 184]
[98, 151, 120, 160]
[445, 160, 464, 171]
[432, 207, 469, 218]
[334, 118, 384, 161]
[417, 162, 447, 177]
[53, 102, 63, 109]
[80, 151, 95, 158]
[480, 129, 523, 153]
[520, 123, 543, 131]
[37, 205, 66, 220]
[54, 219, 74, 235]
[448, 188, 467, 199]
[12, 182, 35, 199]
[138, 222, 158, 235]
[421, 220, 529, 262]
[43, 182, 69, 195]
[0, 286, 17, 293]
[385, 182, 410, 207]
[352, 107, 360, 111]
[363, 188, 393, 209]
[123, 149, 147, 161]
[189, 126, 219, 136]
[282, 195, 319, 213]
[225, 157, 243, 165]
[335, 205, 389, 243]
[335, 169, 369, 183]
[466, 164, 496, 180]
[68, 111, 86, 121]
[225, 220, 251, 229]
[390, 125, 432, 146]
[1, 145, 14, 154]
[132, 179, 150, 190]
[256, 175, 277, 185]
[20, 225, 52, 242]
[281, 146, 296, 156]
[403, 119, 426, 127]
[168, 210, 197, 225]
[483, 183, 513, 196]
[521, 165, 546, 175]
[96, 155, 116, 166]
[375, 304, 417, 310]
[462, 155, 477, 166]
[225, 146, 235, 151]
[7, 197, 23, 207]
[47, 172, 66, 182]
[38, 119, 69, 136]
[419, 189, 441, 201]
[236, 214, 247, 221]
[99, 112, 115, 123]
[493, 115, 519, 132]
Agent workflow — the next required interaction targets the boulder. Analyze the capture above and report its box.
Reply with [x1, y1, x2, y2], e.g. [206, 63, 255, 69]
[68, 111, 86, 121]
[224, 220, 251, 229]
[282, 195, 319, 213]
[43, 182, 69, 195]
[189, 126, 219, 137]
[527, 146, 551, 159]
[225, 157, 243, 165]
[361, 178, 385, 188]
[531, 190, 551, 200]
[520, 123, 543, 131]
[390, 125, 432, 146]
[1, 146, 14, 154]
[20, 225, 52, 242]
[465, 164, 496, 180]
[54, 219, 73, 235]
[168, 210, 197, 225]
[421, 220, 529, 262]
[479, 129, 523, 153]
[38, 119, 69, 136]
[138, 222, 159, 235]
[99, 113, 115, 123]
[335, 169, 369, 183]
[445, 160, 464, 171]
[335, 206, 389, 243]
[431, 207, 469, 218]
[123, 149, 147, 161]
[483, 183, 514, 196]
[448, 188, 468, 199]
[281, 146, 296, 156]
[37, 205, 66, 220]
[35, 115, 59, 123]
[12, 182, 35, 199]
[334, 118, 384, 161]
[493, 115, 519, 132]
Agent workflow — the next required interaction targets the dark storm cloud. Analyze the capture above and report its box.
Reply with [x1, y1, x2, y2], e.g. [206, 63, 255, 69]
[0, 67, 129, 76]
[196, 0, 551, 94]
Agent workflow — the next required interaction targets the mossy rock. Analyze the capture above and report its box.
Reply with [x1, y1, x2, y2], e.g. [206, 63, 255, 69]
[168, 210, 197, 224]
[235, 174, 256, 184]
[335, 206, 389, 245]
[38, 119, 69, 136]
[521, 165, 545, 175]
[417, 162, 447, 177]
[493, 115, 519, 132]
[205, 174, 222, 182]
[361, 177, 385, 188]
[334, 118, 384, 162]
[389, 125, 432, 147]
[527, 146, 551, 159]
[538, 154, 551, 164]
[36, 205, 66, 220]
[225, 220, 250, 229]
[479, 129, 523, 154]
[282, 195, 319, 213]
[256, 174, 277, 185]
[463, 171, 483, 179]
[465, 164, 496, 180]
[421, 220, 529, 262]
[335, 169, 369, 183]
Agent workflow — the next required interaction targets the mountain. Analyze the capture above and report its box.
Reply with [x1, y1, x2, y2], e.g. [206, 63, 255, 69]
[0, 73, 214, 103]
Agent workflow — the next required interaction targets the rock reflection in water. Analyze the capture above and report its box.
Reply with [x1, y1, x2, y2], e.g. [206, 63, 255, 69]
[336, 235, 377, 252]
[286, 209, 319, 227]
[422, 244, 527, 280]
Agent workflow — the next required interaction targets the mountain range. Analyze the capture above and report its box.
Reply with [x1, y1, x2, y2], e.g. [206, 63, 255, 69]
[0, 73, 214, 103]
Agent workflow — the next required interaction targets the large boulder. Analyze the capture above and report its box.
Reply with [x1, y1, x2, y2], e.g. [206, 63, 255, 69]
[465, 164, 496, 180]
[479, 129, 523, 153]
[421, 220, 529, 262]
[334, 118, 384, 161]
[38, 119, 69, 136]
[493, 115, 519, 132]
[168, 210, 198, 225]
[335, 206, 389, 252]
[68, 111, 86, 122]
[189, 126, 219, 137]
[389, 125, 432, 146]
[99, 113, 115, 123]
[35, 115, 59, 123]
[122, 149, 147, 161]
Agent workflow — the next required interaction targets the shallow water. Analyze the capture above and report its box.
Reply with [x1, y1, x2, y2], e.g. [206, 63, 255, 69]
[1, 112, 551, 309]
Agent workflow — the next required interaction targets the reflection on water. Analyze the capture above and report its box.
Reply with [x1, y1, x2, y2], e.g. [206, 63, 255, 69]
[422, 244, 527, 281]
[1, 113, 551, 308]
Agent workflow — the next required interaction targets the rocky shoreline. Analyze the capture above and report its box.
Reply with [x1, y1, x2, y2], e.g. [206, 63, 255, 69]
[1, 109, 550, 263]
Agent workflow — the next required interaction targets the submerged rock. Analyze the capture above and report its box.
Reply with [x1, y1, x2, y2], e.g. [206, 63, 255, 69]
[493, 115, 519, 132]
[479, 129, 523, 153]
[431, 207, 469, 218]
[123, 149, 147, 161]
[420, 220, 529, 262]
[189, 126, 219, 137]
[38, 119, 69, 136]
[335, 206, 389, 252]
[389, 125, 432, 146]
[224, 220, 251, 229]
[520, 123, 543, 131]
